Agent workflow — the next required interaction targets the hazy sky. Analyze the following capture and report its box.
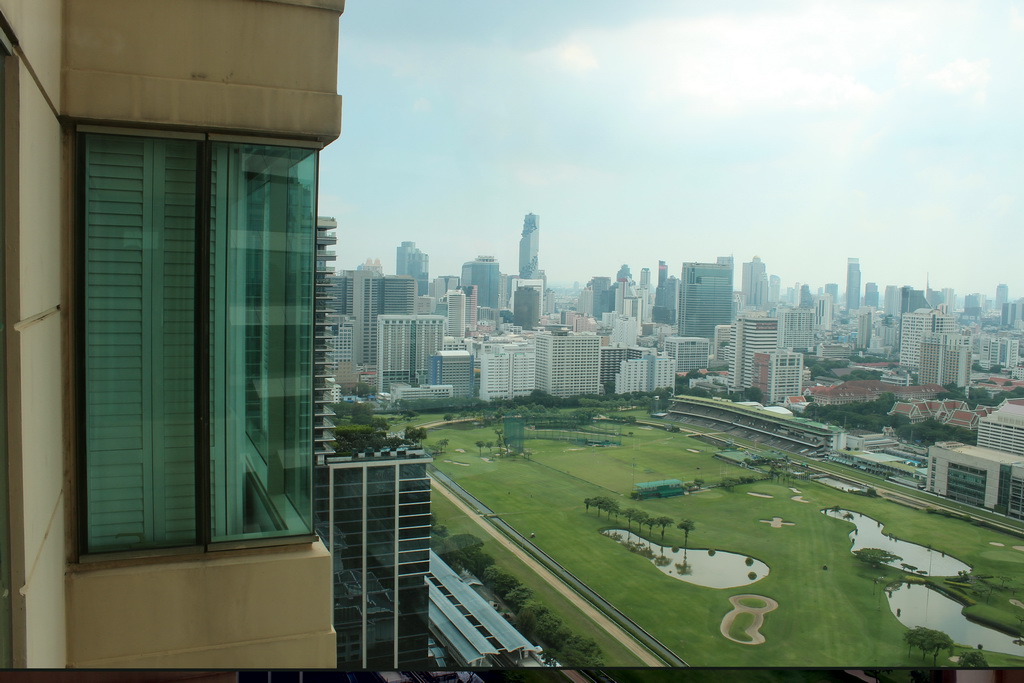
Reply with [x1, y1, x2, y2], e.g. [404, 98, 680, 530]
[319, 1, 1022, 298]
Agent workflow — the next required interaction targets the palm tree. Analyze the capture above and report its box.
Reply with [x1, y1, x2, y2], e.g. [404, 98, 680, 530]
[436, 438, 449, 454]
[644, 515, 657, 541]
[584, 497, 594, 514]
[623, 507, 639, 532]
[677, 519, 696, 548]
[633, 511, 650, 539]
[655, 516, 674, 540]
[485, 440, 494, 454]
[474, 440, 485, 456]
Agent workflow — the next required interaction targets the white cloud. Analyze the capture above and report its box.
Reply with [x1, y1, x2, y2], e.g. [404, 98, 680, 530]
[925, 58, 991, 101]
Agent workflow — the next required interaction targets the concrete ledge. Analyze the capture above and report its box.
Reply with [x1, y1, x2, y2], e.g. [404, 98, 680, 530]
[66, 542, 336, 668]
[63, 70, 342, 142]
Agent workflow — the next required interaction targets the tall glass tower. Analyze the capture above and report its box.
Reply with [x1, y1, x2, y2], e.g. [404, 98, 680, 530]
[678, 260, 733, 339]
[519, 213, 539, 279]
[846, 258, 861, 310]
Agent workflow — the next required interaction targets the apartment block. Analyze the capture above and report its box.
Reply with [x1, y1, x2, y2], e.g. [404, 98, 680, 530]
[899, 308, 958, 369]
[535, 331, 601, 397]
[663, 336, 711, 373]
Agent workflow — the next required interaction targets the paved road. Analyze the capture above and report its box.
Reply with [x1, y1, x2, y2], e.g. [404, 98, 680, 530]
[430, 478, 664, 667]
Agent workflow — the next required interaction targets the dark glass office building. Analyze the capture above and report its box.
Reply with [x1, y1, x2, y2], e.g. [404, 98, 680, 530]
[314, 449, 433, 669]
[678, 261, 733, 340]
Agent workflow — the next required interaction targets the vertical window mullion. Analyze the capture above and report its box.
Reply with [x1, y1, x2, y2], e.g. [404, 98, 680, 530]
[195, 140, 212, 547]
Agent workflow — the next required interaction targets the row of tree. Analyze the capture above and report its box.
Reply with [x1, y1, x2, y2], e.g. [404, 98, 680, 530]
[481, 566, 603, 667]
[583, 497, 696, 546]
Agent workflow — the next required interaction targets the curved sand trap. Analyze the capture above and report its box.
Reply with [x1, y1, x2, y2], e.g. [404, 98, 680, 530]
[788, 488, 801, 493]
[747, 492, 773, 498]
[790, 495, 810, 503]
[990, 542, 1005, 546]
[720, 594, 779, 644]
[1011, 599, 1024, 610]
[759, 517, 794, 528]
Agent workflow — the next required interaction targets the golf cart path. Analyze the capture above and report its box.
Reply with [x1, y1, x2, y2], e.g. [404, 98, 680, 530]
[431, 479, 663, 667]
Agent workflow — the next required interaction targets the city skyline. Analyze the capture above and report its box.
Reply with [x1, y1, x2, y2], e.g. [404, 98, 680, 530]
[320, 1, 1022, 293]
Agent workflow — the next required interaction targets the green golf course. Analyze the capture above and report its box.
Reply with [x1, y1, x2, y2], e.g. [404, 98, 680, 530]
[426, 415, 1024, 668]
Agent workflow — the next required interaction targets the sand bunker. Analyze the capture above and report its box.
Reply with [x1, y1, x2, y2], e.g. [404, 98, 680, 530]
[759, 517, 794, 529]
[747, 492, 773, 498]
[444, 460, 470, 467]
[1010, 599, 1024, 610]
[640, 426, 654, 430]
[1014, 546, 1024, 552]
[790, 496, 811, 503]
[720, 594, 779, 644]
[455, 448, 465, 453]
[687, 449, 700, 453]
[788, 488, 801, 493]
[990, 542, 1005, 547]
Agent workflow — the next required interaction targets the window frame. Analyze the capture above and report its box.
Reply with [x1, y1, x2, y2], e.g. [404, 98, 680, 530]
[73, 125, 324, 562]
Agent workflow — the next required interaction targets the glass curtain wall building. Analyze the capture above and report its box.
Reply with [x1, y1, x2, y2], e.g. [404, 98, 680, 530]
[314, 449, 433, 669]
[81, 133, 317, 553]
[678, 261, 733, 340]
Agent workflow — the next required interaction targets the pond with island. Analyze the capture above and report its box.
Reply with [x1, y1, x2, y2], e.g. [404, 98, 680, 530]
[823, 508, 1024, 656]
[601, 529, 770, 589]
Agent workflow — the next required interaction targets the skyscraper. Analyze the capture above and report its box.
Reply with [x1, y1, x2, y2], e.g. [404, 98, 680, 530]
[678, 260, 734, 339]
[535, 331, 601, 397]
[728, 314, 779, 391]
[519, 212, 540, 279]
[461, 255, 501, 310]
[846, 258, 861, 310]
[396, 241, 429, 295]
[899, 308, 958, 369]
[864, 282, 879, 309]
[996, 284, 1010, 312]
[376, 315, 446, 392]
[741, 256, 768, 310]
[336, 270, 416, 366]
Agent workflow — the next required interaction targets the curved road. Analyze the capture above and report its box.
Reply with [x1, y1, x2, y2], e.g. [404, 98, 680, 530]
[430, 478, 664, 667]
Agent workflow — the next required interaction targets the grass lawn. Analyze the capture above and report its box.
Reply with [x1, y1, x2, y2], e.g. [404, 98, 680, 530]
[429, 490, 649, 667]
[428, 418, 1024, 668]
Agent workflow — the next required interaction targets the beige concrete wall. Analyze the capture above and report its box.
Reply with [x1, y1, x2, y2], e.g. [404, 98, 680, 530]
[0, 0, 66, 668]
[66, 543, 336, 669]
[63, 0, 343, 141]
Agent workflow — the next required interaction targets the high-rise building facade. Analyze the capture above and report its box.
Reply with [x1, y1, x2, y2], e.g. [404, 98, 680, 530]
[678, 260, 733, 340]
[430, 350, 475, 398]
[462, 256, 501, 310]
[919, 333, 971, 387]
[535, 331, 601, 397]
[978, 335, 1021, 371]
[899, 309, 958, 369]
[519, 213, 540, 279]
[846, 258, 861, 310]
[741, 257, 768, 310]
[376, 315, 446, 392]
[663, 337, 711, 373]
[777, 308, 816, 351]
[479, 343, 536, 400]
[753, 349, 804, 404]
[396, 241, 429, 295]
[728, 315, 780, 391]
[996, 284, 1010, 312]
[864, 282, 879, 309]
[337, 270, 417, 366]
[615, 355, 676, 394]
[314, 449, 433, 669]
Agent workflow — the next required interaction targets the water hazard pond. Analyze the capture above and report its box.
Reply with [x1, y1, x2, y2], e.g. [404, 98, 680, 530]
[821, 508, 971, 576]
[601, 528, 770, 589]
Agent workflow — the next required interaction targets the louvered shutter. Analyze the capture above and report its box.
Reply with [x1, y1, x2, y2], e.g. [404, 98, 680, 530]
[83, 135, 198, 552]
